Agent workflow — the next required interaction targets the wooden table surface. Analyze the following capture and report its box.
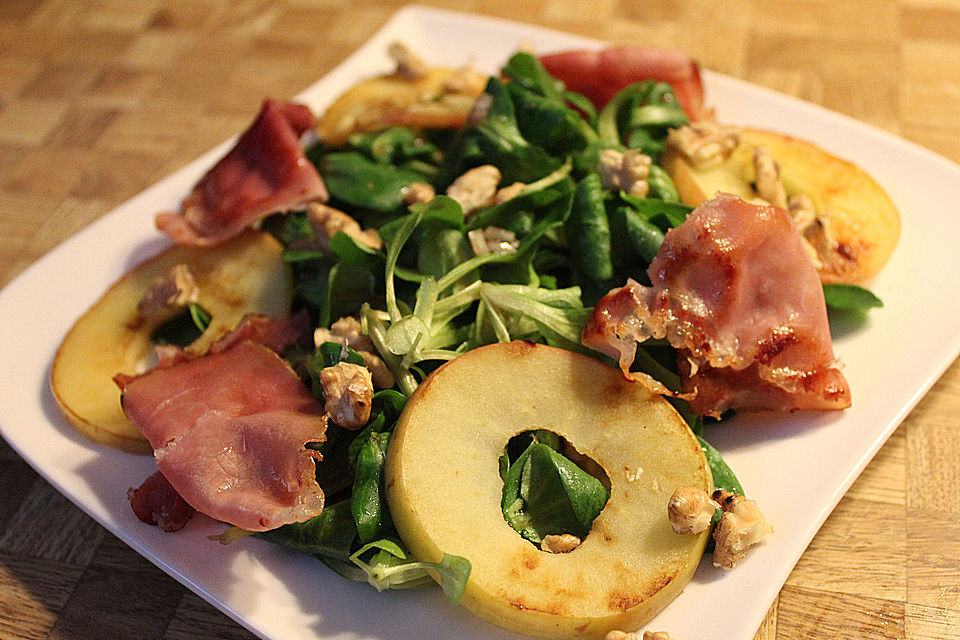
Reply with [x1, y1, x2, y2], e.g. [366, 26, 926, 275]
[2, 1, 959, 639]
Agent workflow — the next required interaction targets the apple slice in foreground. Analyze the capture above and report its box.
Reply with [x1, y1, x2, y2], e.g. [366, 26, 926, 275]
[663, 128, 901, 283]
[386, 341, 712, 639]
[50, 229, 292, 453]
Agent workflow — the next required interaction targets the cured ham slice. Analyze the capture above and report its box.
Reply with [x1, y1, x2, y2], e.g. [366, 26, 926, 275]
[582, 193, 851, 417]
[118, 340, 327, 531]
[539, 47, 705, 120]
[156, 99, 328, 246]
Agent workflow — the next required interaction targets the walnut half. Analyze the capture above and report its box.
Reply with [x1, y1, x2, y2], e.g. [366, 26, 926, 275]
[711, 489, 773, 569]
[667, 486, 720, 535]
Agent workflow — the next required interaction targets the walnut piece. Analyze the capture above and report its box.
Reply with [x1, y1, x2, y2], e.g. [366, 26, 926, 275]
[360, 350, 395, 390]
[752, 147, 788, 209]
[442, 65, 487, 96]
[313, 317, 395, 389]
[302, 203, 382, 252]
[387, 41, 428, 80]
[137, 264, 198, 318]
[668, 486, 720, 535]
[320, 362, 374, 429]
[540, 533, 581, 554]
[604, 631, 673, 640]
[314, 316, 374, 353]
[667, 120, 741, 169]
[468, 226, 519, 256]
[597, 148, 652, 198]
[403, 181, 435, 206]
[446, 165, 501, 216]
[712, 489, 773, 569]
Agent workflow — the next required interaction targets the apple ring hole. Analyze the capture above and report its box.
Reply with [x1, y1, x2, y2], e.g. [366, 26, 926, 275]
[499, 429, 611, 551]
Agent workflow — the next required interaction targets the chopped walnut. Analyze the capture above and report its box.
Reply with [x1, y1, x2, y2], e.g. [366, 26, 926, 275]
[137, 264, 199, 318]
[303, 203, 383, 252]
[540, 533, 581, 554]
[442, 65, 487, 95]
[668, 486, 720, 535]
[494, 181, 525, 204]
[320, 362, 374, 429]
[313, 316, 374, 353]
[787, 194, 846, 272]
[752, 147, 788, 209]
[667, 120, 741, 169]
[313, 317, 395, 389]
[468, 226, 519, 256]
[605, 632, 671, 640]
[597, 148, 652, 198]
[712, 489, 773, 569]
[387, 41, 428, 80]
[360, 350, 395, 389]
[403, 181, 435, 206]
[446, 165, 501, 216]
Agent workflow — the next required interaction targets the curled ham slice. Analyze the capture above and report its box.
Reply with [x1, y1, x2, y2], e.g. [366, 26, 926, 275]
[117, 339, 326, 532]
[156, 99, 328, 246]
[539, 46, 705, 120]
[582, 193, 851, 417]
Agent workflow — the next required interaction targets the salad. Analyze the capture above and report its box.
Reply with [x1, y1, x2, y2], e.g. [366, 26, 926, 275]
[49, 38, 897, 640]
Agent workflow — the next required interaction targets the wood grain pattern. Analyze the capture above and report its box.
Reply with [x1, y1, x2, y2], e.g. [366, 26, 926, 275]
[1, 1, 959, 639]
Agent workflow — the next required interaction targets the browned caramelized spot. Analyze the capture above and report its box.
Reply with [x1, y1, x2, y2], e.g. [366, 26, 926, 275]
[606, 573, 673, 612]
[503, 339, 539, 357]
[756, 327, 798, 363]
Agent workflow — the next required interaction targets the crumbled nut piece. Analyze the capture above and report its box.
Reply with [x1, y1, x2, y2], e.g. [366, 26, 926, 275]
[387, 41, 429, 79]
[468, 226, 519, 256]
[753, 147, 788, 209]
[643, 633, 672, 640]
[787, 194, 845, 272]
[314, 316, 374, 353]
[667, 120, 741, 169]
[540, 533, 581, 553]
[604, 631, 639, 640]
[788, 193, 816, 230]
[313, 317, 395, 389]
[712, 489, 773, 569]
[320, 362, 374, 429]
[597, 148, 652, 198]
[403, 181, 435, 206]
[668, 486, 720, 535]
[304, 203, 383, 252]
[137, 264, 199, 318]
[446, 165, 501, 216]
[360, 350, 395, 389]
[442, 65, 487, 95]
[494, 181, 525, 204]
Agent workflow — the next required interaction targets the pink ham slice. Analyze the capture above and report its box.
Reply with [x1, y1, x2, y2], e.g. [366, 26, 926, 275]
[539, 47, 706, 120]
[582, 193, 851, 417]
[118, 340, 327, 531]
[156, 99, 328, 246]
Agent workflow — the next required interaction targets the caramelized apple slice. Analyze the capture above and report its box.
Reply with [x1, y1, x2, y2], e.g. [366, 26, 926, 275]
[50, 230, 292, 453]
[663, 128, 900, 283]
[316, 67, 485, 146]
[386, 341, 712, 639]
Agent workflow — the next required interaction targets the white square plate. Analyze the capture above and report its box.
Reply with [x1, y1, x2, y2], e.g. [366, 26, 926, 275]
[3, 6, 960, 640]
